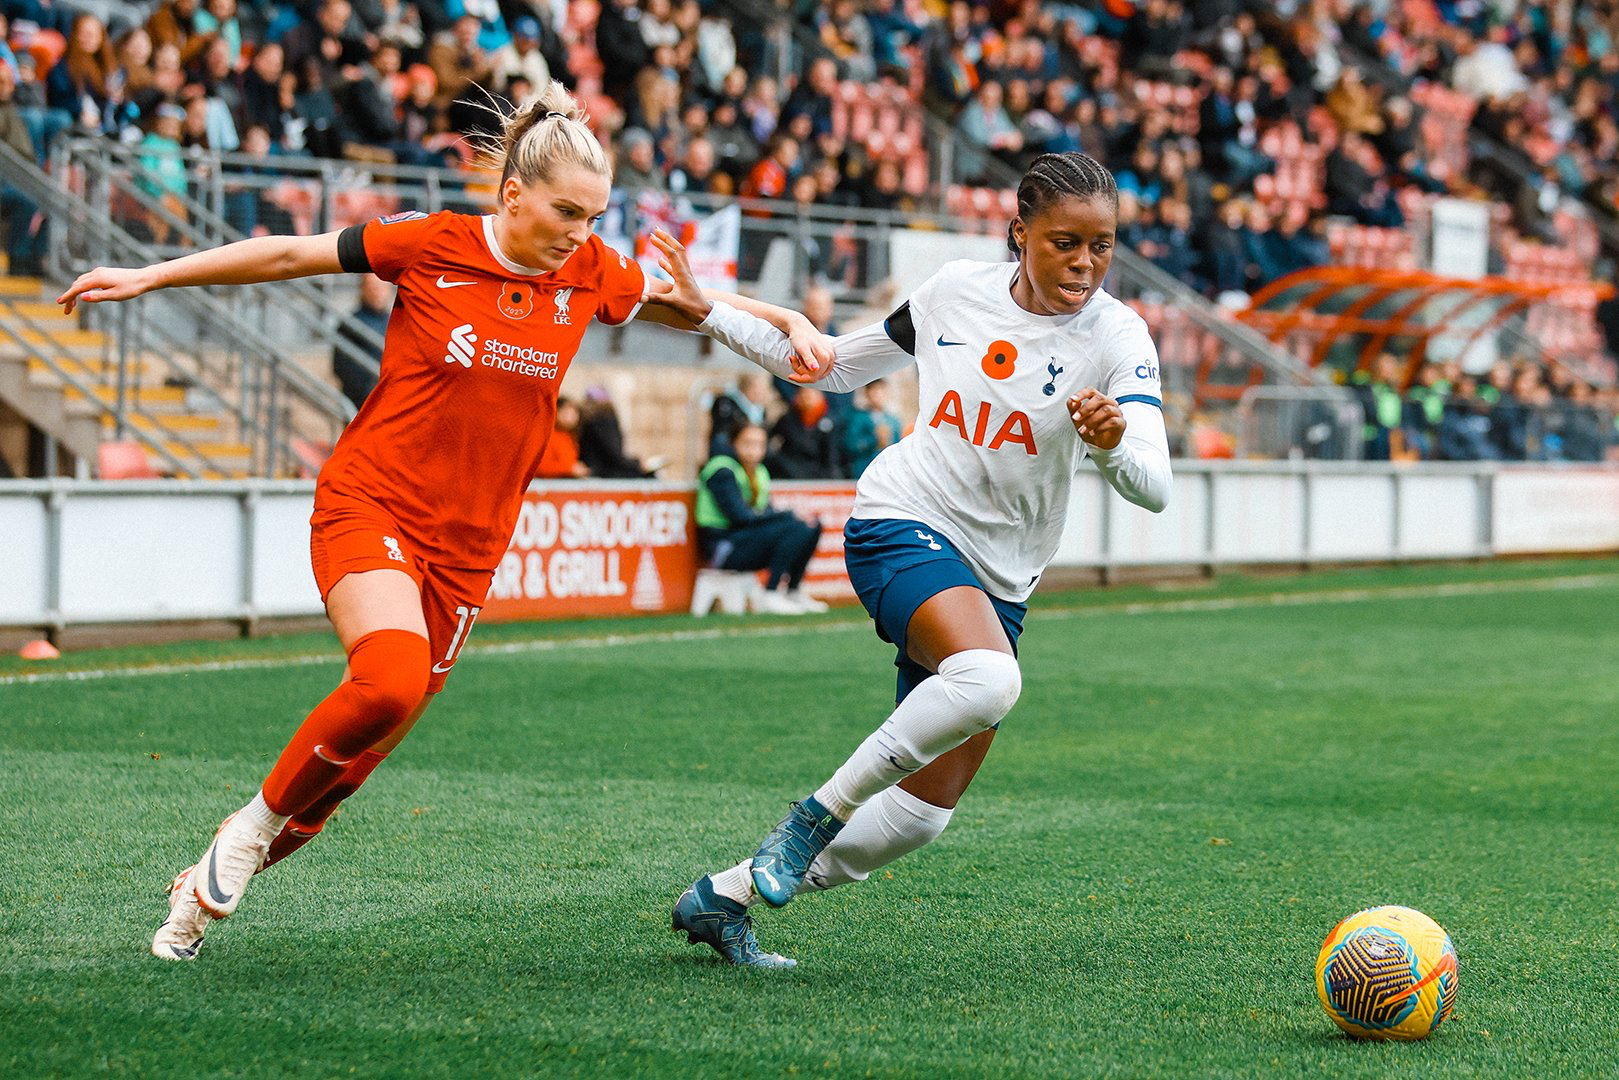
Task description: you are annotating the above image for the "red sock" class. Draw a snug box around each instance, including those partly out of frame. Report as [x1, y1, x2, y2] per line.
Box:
[261, 629, 428, 817]
[261, 749, 389, 871]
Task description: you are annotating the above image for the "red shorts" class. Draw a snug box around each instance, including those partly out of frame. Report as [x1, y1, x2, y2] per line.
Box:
[310, 494, 494, 694]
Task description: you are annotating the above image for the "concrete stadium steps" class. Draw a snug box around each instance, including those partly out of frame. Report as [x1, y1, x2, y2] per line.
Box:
[0, 272, 260, 476]
[72, 383, 190, 412]
[29, 356, 167, 385]
[99, 410, 225, 435]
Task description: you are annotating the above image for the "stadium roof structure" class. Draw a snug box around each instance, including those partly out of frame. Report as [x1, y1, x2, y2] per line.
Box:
[1236, 267, 1615, 382]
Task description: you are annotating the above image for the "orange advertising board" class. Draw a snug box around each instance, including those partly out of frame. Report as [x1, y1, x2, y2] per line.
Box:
[481, 481, 862, 621]
[483, 484, 698, 620]
[770, 482, 861, 600]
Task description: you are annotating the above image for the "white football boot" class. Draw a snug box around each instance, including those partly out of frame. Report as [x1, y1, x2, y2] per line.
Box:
[191, 811, 275, 918]
[151, 865, 210, 961]
[786, 588, 829, 613]
[751, 588, 808, 615]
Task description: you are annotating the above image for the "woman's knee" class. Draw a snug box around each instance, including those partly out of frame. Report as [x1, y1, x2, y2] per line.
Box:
[345, 629, 432, 731]
[937, 649, 1022, 728]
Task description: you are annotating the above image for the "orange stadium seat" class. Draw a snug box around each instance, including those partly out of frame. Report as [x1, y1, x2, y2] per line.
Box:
[567, 0, 600, 35]
[98, 440, 160, 480]
[290, 438, 332, 479]
[332, 190, 400, 229]
[268, 180, 319, 235]
[902, 149, 929, 196]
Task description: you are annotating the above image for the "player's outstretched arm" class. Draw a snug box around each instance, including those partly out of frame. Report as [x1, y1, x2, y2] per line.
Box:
[57, 232, 345, 314]
[637, 228, 832, 381]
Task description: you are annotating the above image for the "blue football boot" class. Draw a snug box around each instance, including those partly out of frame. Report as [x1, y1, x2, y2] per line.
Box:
[672, 876, 797, 969]
[749, 796, 845, 907]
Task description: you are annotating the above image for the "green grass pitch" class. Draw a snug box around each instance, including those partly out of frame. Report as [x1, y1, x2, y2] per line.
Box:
[2, 558, 1616, 1079]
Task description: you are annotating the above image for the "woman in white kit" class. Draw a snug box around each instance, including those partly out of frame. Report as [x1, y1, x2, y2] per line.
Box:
[649, 152, 1173, 968]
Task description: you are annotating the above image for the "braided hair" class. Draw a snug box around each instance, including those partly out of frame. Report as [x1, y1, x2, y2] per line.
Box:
[1007, 152, 1119, 256]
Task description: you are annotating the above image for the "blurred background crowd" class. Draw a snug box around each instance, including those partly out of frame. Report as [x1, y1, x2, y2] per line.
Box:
[2, 0, 1617, 464]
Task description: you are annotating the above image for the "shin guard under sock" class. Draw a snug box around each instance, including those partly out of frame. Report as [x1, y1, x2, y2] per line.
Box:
[261, 629, 428, 817]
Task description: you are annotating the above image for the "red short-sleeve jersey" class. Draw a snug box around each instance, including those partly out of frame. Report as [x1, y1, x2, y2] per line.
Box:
[317, 210, 645, 568]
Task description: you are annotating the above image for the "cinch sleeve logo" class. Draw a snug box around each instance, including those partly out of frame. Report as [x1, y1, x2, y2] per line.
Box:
[444, 323, 477, 367]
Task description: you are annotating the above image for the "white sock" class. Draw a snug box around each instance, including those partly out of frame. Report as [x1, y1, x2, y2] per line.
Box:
[800, 786, 954, 892]
[240, 790, 291, 836]
[815, 649, 1020, 820]
[710, 859, 758, 908]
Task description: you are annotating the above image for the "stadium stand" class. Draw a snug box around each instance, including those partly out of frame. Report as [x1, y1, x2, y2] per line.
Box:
[0, 0, 1616, 476]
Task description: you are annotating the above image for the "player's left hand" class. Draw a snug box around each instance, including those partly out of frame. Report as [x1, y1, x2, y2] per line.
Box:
[1069, 388, 1125, 450]
[783, 313, 837, 384]
[645, 227, 710, 324]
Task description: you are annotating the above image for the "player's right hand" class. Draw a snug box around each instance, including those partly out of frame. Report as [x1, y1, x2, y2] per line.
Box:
[57, 266, 155, 315]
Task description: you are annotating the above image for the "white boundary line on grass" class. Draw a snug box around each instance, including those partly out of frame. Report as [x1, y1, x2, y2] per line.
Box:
[2, 571, 1614, 688]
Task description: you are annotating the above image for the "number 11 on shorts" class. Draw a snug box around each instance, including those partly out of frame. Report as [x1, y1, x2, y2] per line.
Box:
[432, 605, 481, 674]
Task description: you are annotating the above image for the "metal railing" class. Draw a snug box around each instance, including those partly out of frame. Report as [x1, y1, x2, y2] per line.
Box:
[0, 138, 355, 476]
[62, 139, 387, 382]
[1237, 386, 1365, 461]
[0, 294, 201, 475]
[26, 130, 1340, 464]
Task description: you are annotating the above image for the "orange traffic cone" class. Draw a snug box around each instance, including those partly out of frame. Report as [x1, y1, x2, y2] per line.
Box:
[18, 639, 60, 660]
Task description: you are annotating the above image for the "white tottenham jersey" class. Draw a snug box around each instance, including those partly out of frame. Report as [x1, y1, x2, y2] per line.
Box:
[695, 259, 1171, 602]
[853, 260, 1166, 600]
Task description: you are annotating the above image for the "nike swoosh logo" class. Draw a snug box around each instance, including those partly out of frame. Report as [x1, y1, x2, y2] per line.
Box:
[436, 276, 477, 288]
[431, 662, 455, 674]
[936, 335, 965, 347]
[203, 842, 232, 909]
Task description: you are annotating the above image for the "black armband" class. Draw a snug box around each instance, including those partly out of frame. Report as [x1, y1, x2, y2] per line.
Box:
[337, 223, 371, 274]
[883, 301, 916, 355]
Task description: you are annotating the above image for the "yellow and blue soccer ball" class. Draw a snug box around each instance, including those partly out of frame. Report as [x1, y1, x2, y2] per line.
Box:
[1315, 905, 1458, 1040]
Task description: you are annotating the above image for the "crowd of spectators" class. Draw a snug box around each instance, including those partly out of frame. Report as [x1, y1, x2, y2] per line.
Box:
[1, 0, 1617, 300]
[705, 369, 905, 480]
[909, 0, 1475, 297]
[1346, 0, 1619, 242]
[2, 0, 1617, 438]
[1353, 352, 1619, 462]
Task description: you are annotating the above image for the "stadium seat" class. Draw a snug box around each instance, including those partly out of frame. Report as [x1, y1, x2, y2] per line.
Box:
[902, 150, 929, 196]
[290, 438, 332, 479]
[97, 440, 160, 480]
[1191, 425, 1237, 459]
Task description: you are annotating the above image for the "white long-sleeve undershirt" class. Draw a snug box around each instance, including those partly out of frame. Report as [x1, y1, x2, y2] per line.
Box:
[1086, 401, 1172, 513]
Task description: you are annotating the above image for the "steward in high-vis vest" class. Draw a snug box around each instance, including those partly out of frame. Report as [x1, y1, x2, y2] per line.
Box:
[694, 423, 826, 615]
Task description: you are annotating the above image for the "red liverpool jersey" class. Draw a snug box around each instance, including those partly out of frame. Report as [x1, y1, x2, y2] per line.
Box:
[317, 210, 645, 567]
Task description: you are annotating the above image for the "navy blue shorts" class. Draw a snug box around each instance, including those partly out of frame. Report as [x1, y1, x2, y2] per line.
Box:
[842, 517, 1026, 704]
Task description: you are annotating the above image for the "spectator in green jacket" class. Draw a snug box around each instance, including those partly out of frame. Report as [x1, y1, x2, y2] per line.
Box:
[136, 103, 188, 244]
[695, 422, 826, 615]
[1401, 360, 1449, 459]
[1354, 353, 1405, 460]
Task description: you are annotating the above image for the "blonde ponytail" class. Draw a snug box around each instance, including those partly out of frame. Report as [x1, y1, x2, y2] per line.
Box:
[486, 81, 611, 187]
